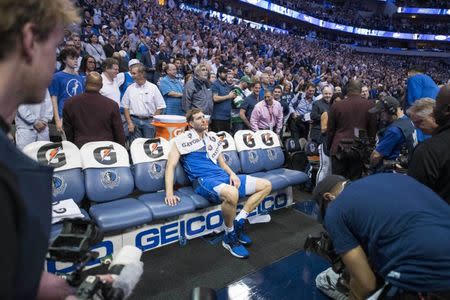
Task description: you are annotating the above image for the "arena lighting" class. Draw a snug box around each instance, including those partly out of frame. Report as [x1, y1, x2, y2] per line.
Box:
[397, 7, 450, 15]
[239, 0, 450, 42]
[179, 3, 289, 34]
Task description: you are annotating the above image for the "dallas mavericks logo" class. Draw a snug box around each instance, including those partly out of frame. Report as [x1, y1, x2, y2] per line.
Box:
[52, 175, 67, 197]
[66, 79, 82, 97]
[101, 170, 120, 188]
[148, 162, 164, 179]
[94, 145, 117, 165]
[267, 149, 278, 161]
[248, 150, 258, 164]
[37, 142, 67, 168]
[223, 152, 230, 163]
[289, 139, 296, 149]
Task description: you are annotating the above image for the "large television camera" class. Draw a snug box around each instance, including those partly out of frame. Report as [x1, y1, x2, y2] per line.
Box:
[48, 219, 143, 300]
[382, 146, 409, 173]
[304, 232, 350, 296]
[335, 129, 375, 170]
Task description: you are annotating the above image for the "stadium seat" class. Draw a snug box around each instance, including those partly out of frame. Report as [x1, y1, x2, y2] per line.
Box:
[256, 130, 285, 171]
[234, 130, 265, 174]
[23, 141, 85, 204]
[80, 141, 152, 232]
[138, 191, 196, 220]
[215, 131, 241, 174]
[177, 186, 211, 209]
[130, 137, 170, 193]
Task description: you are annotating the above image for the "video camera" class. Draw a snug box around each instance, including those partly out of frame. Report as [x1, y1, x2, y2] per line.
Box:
[304, 232, 350, 295]
[382, 145, 409, 173]
[336, 129, 375, 169]
[48, 219, 143, 300]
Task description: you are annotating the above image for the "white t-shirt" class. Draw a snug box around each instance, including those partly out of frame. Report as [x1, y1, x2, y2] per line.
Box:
[121, 81, 166, 116]
[100, 73, 121, 106]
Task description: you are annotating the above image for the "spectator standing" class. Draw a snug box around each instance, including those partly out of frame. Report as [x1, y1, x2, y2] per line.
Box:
[326, 80, 376, 180]
[159, 63, 184, 116]
[122, 64, 166, 142]
[231, 76, 252, 133]
[141, 43, 159, 83]
[14, 90, 53, 149]
[84, 34, 106, 69]
[310, 86, 333, 145]
[408, 85, 450, 204]
[407, 98, 438, 136]
[103, 35, 119, 58]
[289, 83, 316, 140]
[250, 91, 283, 135]
[63, 72, 125, 148]
[99, 58, 121, 106]
[182, 63, 213, 116]
[49, 47, 84, 134]
[211, 67, 236, 133]
[240, 82, 261, 130]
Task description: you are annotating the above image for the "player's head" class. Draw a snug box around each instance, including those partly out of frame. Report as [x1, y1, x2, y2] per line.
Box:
[186, 108, 208, 133]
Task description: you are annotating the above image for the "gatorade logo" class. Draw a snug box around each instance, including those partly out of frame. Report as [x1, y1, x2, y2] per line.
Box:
[37, 142, 67, 168]
[173, 128, 184, 137]
[93, 145, 117, 165]
[243, 133, 255, 148]
[144, 139, 164, 159]
[261, 133, 274, 147]
[217, 132, 229, 149]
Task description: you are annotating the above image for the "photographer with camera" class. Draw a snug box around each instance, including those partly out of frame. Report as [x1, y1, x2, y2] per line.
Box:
[326, 80, 377, 180]
[368, 97, 416, 172]
[312, 174, 450, 300]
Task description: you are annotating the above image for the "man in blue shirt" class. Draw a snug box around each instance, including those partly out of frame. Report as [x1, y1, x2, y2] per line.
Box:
[313, 174, 450, 299]
[368, 96, 417, 170]
[159, 63, 184, 115]
[211, 66, 236, 133]
[406, 67, 439, 142]
[49, 47, 84, 134]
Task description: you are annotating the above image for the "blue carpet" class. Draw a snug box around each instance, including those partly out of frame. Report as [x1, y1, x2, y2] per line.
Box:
[217, 251, 331, 299]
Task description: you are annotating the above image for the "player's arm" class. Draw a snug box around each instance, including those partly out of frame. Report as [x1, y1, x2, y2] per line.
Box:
[218, 153, 240, 188]
[164, 145, 181, 206]
[341, 246, 377, 300]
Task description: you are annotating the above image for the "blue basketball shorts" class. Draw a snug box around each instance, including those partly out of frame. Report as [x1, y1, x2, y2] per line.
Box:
[194, 174, 257, 203]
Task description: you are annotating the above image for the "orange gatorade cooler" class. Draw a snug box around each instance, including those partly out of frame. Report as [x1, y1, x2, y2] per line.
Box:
[152, 115, 188, 140]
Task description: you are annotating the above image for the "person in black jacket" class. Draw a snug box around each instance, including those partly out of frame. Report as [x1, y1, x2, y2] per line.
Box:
[310, 86, 333, 144]
[408, 85, 450, 204]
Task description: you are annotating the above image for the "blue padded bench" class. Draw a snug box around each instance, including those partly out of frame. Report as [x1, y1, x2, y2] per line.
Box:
[138, 191, 196, 220]
[89, 198, 152, 232]
[177, 186, 211, 209]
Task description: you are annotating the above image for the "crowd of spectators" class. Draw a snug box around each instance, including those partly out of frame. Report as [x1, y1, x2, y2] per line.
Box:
[264, 0, 450, 34]
[14, 0, 450, 150]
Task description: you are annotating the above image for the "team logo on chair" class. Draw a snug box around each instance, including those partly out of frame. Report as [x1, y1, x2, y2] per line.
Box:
[223, 152, 230, 163]
[101, 170, 120, 189]
[217, 133, 229, 149]
[262, 133, 274, 147]
[148, 162, 163, 179]
[52, 175, 67, 197]
[248, 150, 259, 164]
[37, 143, 67, 168]
[144, 139, 164, 159]
[94, 145, 117, 165]
[267, 149, 278, 161]
[243, 133, 255, 148]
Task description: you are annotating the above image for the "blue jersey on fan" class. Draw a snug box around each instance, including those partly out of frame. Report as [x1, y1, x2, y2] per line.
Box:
[49, 71, 84, 117]
[181, 146, 227, 181]
[325, 173, 450, 292]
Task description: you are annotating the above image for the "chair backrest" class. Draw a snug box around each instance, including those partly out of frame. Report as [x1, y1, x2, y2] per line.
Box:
[23, 141, 85, 204]
[256, 130, 285, 171]
[80, 141, 134, 202]
[130, 137, 170, 193]
[234, 130, 264, 174]
[216, 131, 241, 174]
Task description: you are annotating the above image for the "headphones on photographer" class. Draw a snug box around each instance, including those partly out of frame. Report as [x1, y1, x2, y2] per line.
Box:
[381, 99, 397, 115]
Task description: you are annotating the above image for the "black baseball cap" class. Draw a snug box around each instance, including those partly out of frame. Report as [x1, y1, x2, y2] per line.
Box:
[369, 96, 400, 114]
[312, 175, 347, 220]
[217, 66, 228, 74]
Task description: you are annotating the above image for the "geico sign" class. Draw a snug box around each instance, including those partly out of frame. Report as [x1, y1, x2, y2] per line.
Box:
[136, 193, 288, 251]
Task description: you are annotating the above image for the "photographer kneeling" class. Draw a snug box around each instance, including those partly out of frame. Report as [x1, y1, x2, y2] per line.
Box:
[313, 174, 450, 300]
[368, 97, 416, 172]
